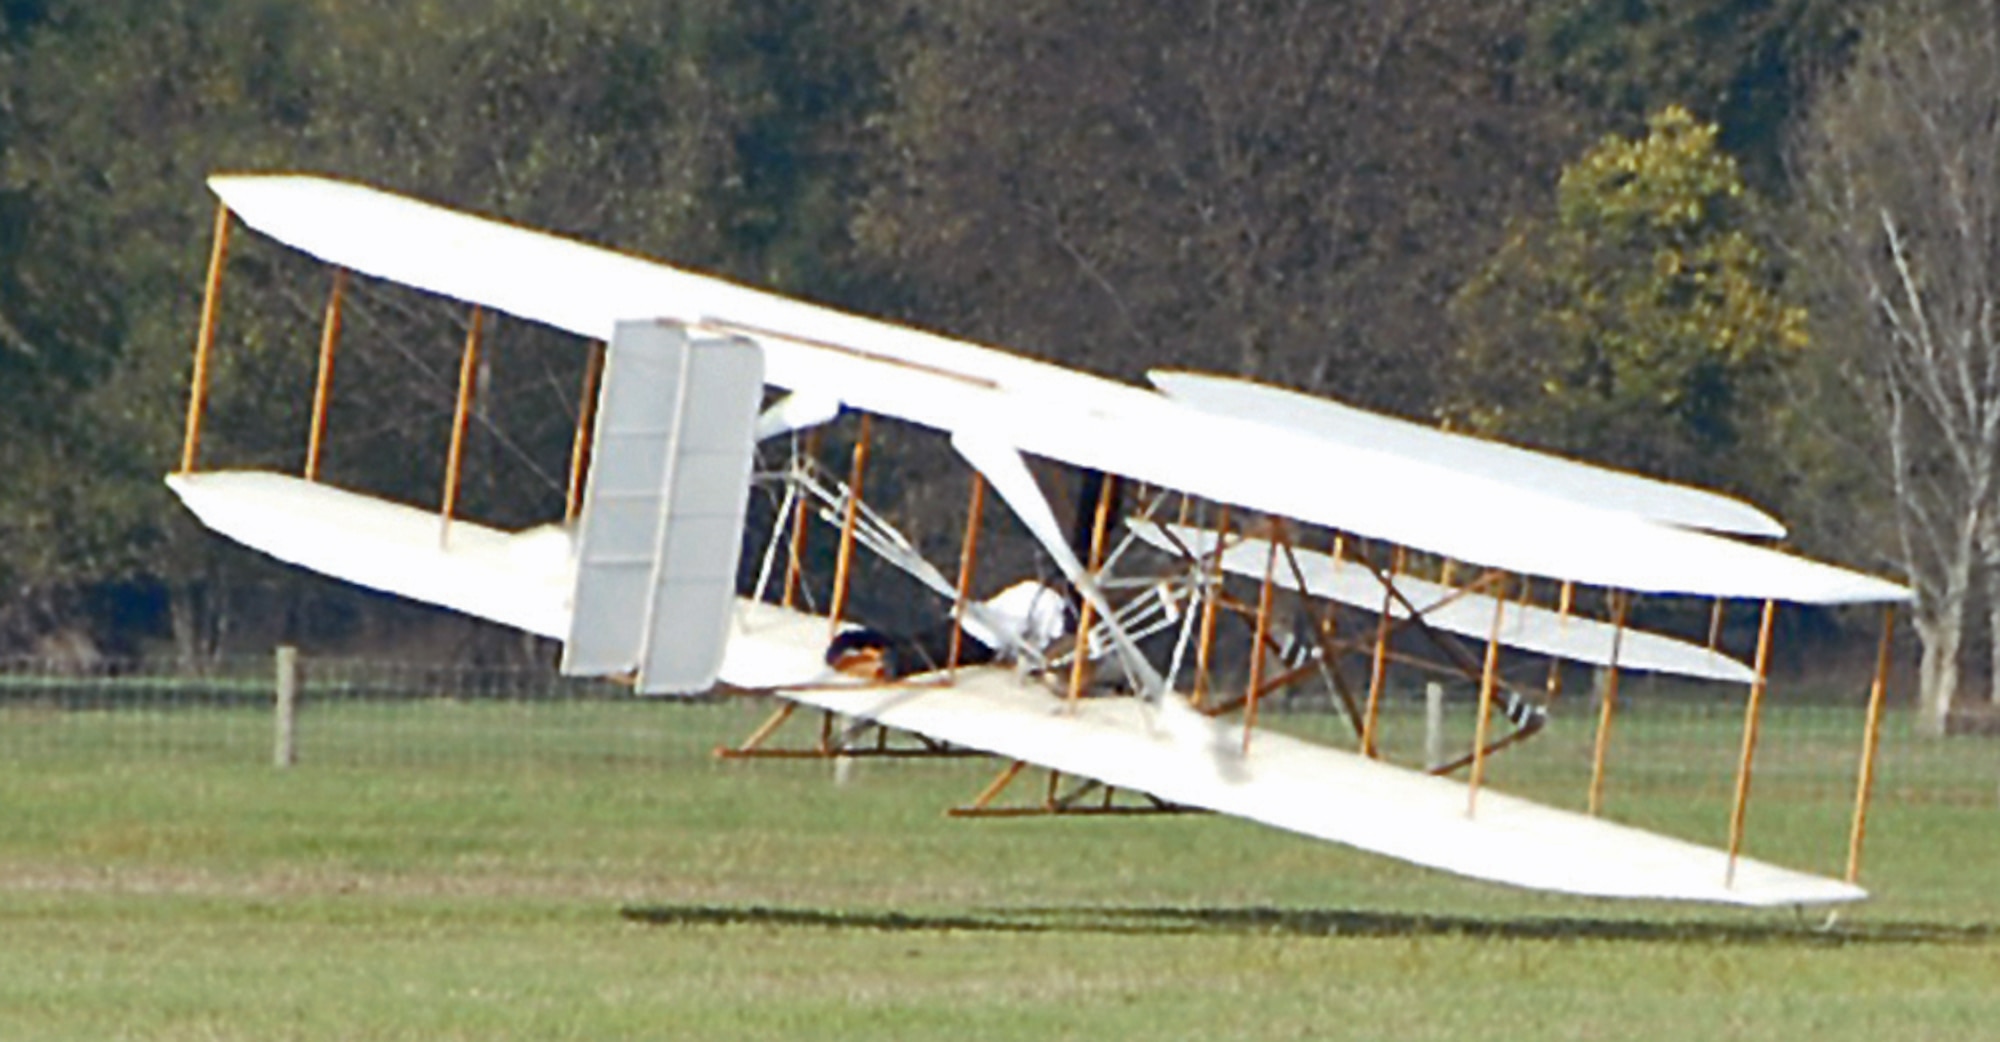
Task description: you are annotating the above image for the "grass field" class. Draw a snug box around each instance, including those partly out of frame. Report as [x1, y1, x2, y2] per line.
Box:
[2, 695, 1997, 1040]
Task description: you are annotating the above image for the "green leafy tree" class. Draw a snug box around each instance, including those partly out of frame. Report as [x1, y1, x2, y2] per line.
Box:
[1449, 106, 1807, 497]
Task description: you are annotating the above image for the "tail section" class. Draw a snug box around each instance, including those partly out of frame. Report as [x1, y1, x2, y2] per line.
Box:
[561, 321, 762, 693]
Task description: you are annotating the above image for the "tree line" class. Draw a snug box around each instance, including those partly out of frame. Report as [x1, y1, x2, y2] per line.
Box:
[0, 0, 1994, 731]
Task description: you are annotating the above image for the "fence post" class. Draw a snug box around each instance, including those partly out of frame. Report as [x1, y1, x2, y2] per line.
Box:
[1424, 682, 1445, 771]
[274, 645, 298, 768]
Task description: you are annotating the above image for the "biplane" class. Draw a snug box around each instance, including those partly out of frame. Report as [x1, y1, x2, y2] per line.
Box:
[168, 173, 1910, 908]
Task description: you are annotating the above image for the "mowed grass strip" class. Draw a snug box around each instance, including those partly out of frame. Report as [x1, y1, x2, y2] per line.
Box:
[1, 697, 1996, 1040]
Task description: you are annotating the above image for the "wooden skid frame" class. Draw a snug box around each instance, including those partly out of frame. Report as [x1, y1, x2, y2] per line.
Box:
[949, 760, 1206, 819]
[715, 700, 982, 761]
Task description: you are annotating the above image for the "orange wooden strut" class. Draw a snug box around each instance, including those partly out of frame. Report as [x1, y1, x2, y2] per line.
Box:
[564, 342, 604, 523]
[782, 429, 821, 610]
[1192, 506, 1230, 710]
[1065, 594, 1097, 704]
[1846, 605, 1897, 884]
[1066, 473, 1117, 705]
[1359, 545, 1405, 757]
[1241, 520, 1282, 754]
[722, 701, 797, 757]
[1545, 579, 1576, 703]
[1586, 590, 1629, 816]
[439, 306, 484, 539]
[304, 267, 346, 482]
[1465, 577, 1508, 817]
[946, 473, 987, 675]
[1325, 534, 1347, 652]
[179, 201, 233, 474]
[1725, 598, 1779, 887]
[955, 760, 1028, 814]
[827, 414, 872, 634]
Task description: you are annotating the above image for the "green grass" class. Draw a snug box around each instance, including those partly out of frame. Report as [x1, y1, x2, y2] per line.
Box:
[2, 697, 1997, 1039]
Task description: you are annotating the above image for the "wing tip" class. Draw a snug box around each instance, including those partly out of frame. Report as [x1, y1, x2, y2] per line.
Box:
[1148, 367, 1792, 539]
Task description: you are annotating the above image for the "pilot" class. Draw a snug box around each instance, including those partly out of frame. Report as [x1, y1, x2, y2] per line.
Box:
[826, 579, 1070, 680]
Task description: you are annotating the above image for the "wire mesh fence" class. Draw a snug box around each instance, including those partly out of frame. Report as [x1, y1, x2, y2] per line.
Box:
[0, 653, 1993, 812]
[0, 654, 680, 770]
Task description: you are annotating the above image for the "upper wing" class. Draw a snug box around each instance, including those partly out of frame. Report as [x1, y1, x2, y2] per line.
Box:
[1149, 370, 1786, 538]
[209, 174, 1908, 605]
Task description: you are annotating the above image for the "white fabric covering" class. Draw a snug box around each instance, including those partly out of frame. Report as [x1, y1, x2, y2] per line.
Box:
[208, 174, 1908, 605]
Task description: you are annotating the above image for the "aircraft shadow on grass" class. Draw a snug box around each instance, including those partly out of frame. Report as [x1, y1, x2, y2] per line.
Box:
[619, 903, 1995, 947]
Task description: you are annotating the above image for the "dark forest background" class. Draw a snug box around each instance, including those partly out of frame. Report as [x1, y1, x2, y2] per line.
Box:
[0, 0, 1994, 722]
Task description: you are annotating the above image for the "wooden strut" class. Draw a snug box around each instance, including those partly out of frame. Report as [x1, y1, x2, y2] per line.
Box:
[1273, 534, 1367, 738]
[1194, 587, 1350, 719]
[1317, 638, 1509, 689]
[564, 341, 604, 523]
[1242, 519, 1283, 754]
[947, 473, 987, 676]
[1170, 524, 1532, 766]
[1191, 506, 1231, 709]
[717, 701, 797, 757]
[1586, 590, 1630, 817]
[1426, 722, 1542, 777]
[1174, 575, 1492, 682]
[179, 200, 233, 475]
[1545, 580, 1575, 703]
[949, 761, 1203, 818]
[1200, 572, 1544, 768]
[827, 414, 872, 634]
[439, 305, 485, 541]
[1067, 473, 1118, 705]
[955, 760, 1028, 813]
[1394, 566, 1511, 619]
[304, 267, 346, 482]
[782, 430, 821, 610]
[1725, 598, 1779, 888]
[1189, 536, 1368, 722]
[1354, 557, 1534, 711]
[1465, 576, 1509, 817]
[1846, 604, 1897, 884]
[1191, 553, 1536, 762]
[1354, 554, 1525, 755]
[1359, 545, 1405, 758]
[1353, 569, 1515, 647]
[715, 701, 977, 760]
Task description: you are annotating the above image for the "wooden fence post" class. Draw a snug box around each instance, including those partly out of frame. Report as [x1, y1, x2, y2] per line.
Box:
[1424, 681, 1446, 771]
[274, 645, 298, 768]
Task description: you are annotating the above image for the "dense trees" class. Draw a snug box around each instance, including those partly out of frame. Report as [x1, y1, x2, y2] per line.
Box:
[0, 0, 1979, 708]
[0, 0, 881, 660]
[856, 0, 1579, 414]
[1527, 0, 1862, 194]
